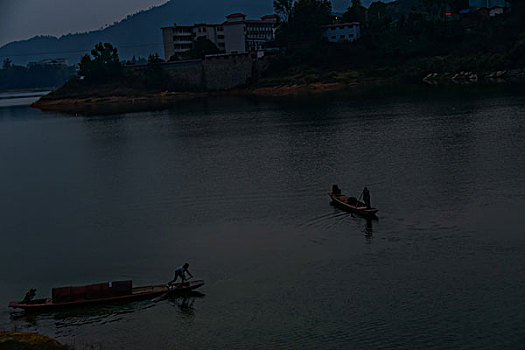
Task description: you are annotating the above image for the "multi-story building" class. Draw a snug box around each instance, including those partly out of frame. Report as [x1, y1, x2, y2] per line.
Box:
[322, 22, 361, 43]
[161, 25, 194, 60]
[193, 24, 226, 51]
[161, 13, 278, 61]
[223, 13, 278, 54]
[468, 0, 510, 9]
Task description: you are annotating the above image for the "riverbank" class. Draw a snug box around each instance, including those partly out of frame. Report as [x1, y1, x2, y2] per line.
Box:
[30, 81, 389, 115]
[30, 66, 525, 115]
[0, 332, 67, 349]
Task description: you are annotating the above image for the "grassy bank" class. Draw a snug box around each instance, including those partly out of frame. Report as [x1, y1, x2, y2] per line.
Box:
[0, 332, 68, 350]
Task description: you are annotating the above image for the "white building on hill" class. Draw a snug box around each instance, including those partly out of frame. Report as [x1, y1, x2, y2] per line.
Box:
[468, 0, 510, 9]
[161, 25, 194, 58]
[322, 22, 361, 43]
[161, 13, 278, 61]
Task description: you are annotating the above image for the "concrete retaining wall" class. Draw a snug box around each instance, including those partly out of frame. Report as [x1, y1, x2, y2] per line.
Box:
[140, 54, 270, 91]
[164, 60, 204, 91]
[203, 54, 254, 90]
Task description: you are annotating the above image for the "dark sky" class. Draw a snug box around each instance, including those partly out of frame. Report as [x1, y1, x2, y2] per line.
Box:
[0, 0, 169, 47]
[0, 0, 358, 47]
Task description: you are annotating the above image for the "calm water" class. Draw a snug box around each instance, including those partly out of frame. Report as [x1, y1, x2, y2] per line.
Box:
[1, 88, 524, 349]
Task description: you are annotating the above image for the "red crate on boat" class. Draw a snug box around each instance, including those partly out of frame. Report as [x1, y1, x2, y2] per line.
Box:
[112, 280, 132, 295]
[85, 282, 110, 299]
[70, 286, 87, 300]
[52, 287, 72, 303]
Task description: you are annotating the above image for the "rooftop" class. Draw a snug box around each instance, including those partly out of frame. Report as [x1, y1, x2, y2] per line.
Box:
[226, 13, 246, 18]
[322, 22, 360, 28]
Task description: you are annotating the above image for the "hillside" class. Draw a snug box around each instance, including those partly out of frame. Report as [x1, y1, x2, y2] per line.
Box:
[0, 0, 273, 65]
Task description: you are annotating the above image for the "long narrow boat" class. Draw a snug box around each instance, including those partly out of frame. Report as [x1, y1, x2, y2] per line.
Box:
[8, 280, 205, 311]
[329, 192, 378, 217]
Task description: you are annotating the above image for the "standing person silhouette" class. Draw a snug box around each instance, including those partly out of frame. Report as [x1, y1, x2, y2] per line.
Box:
[362, 187, 371, 209]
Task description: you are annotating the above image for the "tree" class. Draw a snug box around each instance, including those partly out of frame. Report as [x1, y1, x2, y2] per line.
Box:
[2, 58, 12, 70]
[342, 0, 367, 25]
[367, 1, 393, 30]
[276, 0, 332, 44]
[147, 53, 163, 65]
[187, 37, 219, 59]
[273, 0, 294, 22]
[143, 53, 168, 90]
[78, 42, 122, 82]
[510, 32, 525, 66]
[511, 0, 525, 29]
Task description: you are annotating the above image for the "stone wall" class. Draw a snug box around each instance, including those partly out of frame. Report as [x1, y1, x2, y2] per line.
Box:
[125, 54, 271, 91]
[164, 54, 269, 91]
[203, 54, 254, 90]
[163, 60, 204, 91]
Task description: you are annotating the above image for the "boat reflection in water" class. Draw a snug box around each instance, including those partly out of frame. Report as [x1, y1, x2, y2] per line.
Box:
[364, 218, 374, 241]
[168, 291, 205, 317]
[9, 291, 206, 335]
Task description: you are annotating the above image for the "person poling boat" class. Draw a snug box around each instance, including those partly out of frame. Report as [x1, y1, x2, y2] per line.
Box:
[329, 184, 378, 217]
[168, 263, 193, 287]
[361, 186, 371, 209]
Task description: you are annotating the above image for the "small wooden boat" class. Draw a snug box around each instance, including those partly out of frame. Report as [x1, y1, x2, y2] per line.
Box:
[329, 192, 378, 217]
[8, 279, 205, 311]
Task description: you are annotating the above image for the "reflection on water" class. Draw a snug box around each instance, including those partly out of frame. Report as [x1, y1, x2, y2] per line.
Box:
[10, 300, 150, 326]
[364, 218, 374, 240]
[168, 292, 205, 317]
[9, 294, 206, 342]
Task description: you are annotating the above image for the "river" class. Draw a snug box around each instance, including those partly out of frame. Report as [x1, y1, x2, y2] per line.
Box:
[0, 87, 524, 349]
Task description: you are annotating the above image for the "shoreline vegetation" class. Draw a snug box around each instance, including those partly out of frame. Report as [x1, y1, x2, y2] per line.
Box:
[0, 332, 68, 350]
[31, 66, 525, 115]
[30, 0, 525, 115]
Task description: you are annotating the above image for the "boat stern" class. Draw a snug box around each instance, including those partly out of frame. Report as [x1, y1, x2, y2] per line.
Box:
[8, 301, 21, 309]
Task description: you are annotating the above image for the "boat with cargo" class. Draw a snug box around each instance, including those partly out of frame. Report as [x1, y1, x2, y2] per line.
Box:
[8, 279, 205, 311]
[329, 192, 378, 217]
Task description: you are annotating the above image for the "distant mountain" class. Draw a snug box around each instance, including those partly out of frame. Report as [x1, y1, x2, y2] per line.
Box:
[0, 0, 273, 66]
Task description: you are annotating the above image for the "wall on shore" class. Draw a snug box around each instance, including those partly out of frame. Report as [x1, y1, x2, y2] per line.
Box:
[203, 55, 254, 90]
[143, 54, 270, 91]
[164, 60, 204, 91]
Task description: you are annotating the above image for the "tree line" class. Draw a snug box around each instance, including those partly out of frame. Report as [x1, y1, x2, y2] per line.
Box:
[0, 58, 76, 90]
[269, 0, 525, 77]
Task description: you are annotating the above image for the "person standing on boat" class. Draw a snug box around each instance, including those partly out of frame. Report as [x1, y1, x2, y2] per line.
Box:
[362, 187, 371, 209]
[168, 263, 193, 287]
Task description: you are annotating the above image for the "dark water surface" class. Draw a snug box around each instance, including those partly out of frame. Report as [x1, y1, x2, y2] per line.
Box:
[1, 88, 524, 349]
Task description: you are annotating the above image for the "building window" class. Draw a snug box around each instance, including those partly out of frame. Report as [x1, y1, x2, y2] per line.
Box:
[332, 36, 336, 40]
